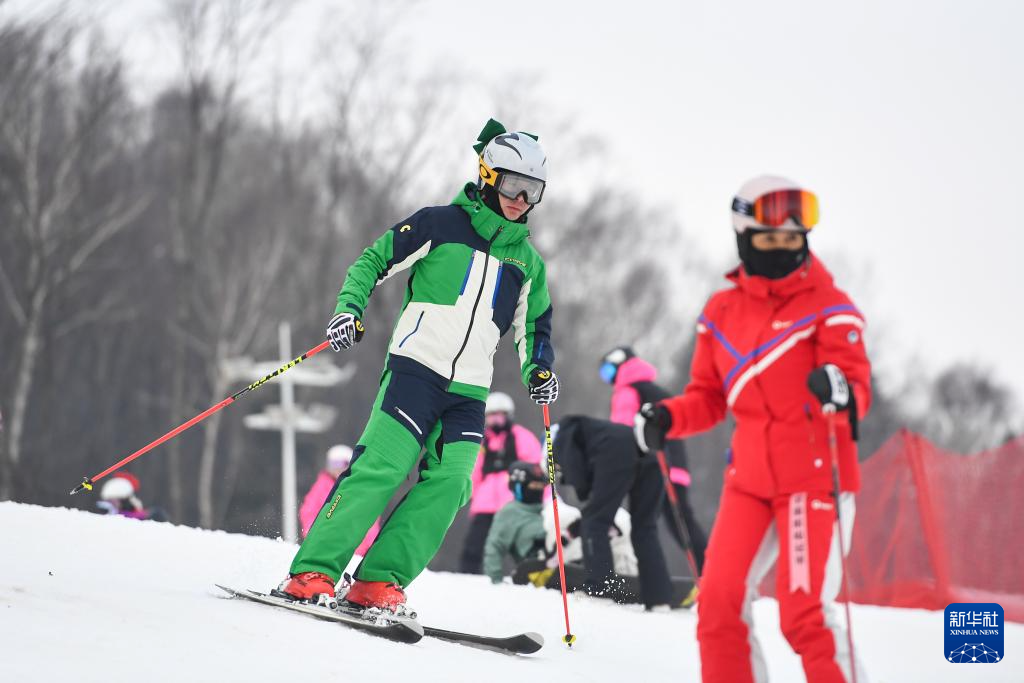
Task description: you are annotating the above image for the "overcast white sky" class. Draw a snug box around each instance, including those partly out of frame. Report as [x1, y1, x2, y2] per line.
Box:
[6, 0, 1023, 406]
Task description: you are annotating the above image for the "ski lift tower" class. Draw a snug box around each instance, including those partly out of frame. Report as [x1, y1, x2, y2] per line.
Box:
[221, 322, 354, 542]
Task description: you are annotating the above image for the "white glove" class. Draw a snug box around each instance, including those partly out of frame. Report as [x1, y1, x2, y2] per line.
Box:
[528, 368, 559, 405]
[326, 312, 364, 351]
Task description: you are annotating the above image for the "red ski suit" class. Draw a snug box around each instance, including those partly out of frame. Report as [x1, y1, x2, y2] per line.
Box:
[662, 255, 871, 683]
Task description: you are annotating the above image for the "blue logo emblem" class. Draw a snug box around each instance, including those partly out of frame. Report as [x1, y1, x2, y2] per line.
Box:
[945, 603, 1003, 663]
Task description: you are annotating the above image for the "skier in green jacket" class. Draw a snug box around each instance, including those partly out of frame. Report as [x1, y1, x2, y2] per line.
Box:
[276, 119, 559, 615]
[483, 461, 549, 584]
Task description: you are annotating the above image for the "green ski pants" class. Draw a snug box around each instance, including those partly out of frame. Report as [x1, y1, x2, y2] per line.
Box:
[290, 367, 485, 587]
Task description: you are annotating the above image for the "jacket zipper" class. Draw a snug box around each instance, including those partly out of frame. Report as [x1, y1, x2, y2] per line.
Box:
[449, 227, 502, 387]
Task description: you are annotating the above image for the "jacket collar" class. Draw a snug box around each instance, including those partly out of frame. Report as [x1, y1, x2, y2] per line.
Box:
[452, 183, 530, 247]
[726, 252, 833, 300]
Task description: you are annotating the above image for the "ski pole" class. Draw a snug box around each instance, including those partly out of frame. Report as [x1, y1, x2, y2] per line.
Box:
[653, 449, 701, 588]
[824, 406, 858, 683]
[70, 340, 332, 495]
[542, 404, 576, 648]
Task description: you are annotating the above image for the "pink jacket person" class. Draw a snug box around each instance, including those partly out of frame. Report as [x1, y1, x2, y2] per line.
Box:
[610, 356, 691, 487]
[470, 423, 543, 515]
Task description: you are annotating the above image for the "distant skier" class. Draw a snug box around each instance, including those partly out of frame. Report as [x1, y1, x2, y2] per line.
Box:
[553, 415, 673, 609]
[482, 461, 548, 584]
[95, 471, 168, 522]
[634, 175, 871, 682]
[600, 345, 708, 604]
[299, 445, 380, 556]
[460, 391, 543, 574]
[276, 119, 558, 616]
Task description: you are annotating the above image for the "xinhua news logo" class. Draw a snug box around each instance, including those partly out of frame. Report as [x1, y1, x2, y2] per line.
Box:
[945, 603, 1003, 663]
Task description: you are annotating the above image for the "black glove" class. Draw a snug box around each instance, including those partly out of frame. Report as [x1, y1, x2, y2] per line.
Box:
[528, 368, 559, 405]
[807, 363, 850, 411]
[634, 402, 672, 453]
[326, 312, 365, 351]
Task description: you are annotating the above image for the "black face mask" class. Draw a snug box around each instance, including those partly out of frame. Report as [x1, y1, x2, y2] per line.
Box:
[736, 231, 809, 279]
[514, 482, 545, 505]
[487, 417, 509, 433]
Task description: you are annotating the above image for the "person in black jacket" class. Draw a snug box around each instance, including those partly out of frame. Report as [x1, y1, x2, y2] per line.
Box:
[553, 415, 673, 609]
[601, 346, 708, 583]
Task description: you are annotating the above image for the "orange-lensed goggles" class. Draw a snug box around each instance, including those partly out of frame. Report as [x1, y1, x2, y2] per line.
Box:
[732, 189, 819, 230]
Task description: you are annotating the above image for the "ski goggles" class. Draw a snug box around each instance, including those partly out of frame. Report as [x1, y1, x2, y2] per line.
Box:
[732, 188, 819, 230]
[599, 362, 617, 384]
[479, 157, 546, 204]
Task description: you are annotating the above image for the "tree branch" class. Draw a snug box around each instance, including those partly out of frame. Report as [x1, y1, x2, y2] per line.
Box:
[52, 195, 150, 288]
[0, 253, 26, 326]
[53, 293, 137, 338]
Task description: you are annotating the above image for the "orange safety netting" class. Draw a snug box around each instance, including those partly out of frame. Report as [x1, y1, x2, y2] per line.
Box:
[844, 429, 1024, 622]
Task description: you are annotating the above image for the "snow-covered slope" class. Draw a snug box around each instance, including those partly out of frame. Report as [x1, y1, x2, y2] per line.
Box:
[2, 502, 1021, 682]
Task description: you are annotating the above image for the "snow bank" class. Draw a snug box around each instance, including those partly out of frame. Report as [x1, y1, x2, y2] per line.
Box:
[1, 502, 1021, 681]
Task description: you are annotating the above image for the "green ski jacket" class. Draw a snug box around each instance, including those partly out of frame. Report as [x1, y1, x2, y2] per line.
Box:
[335, 184, 554, 399]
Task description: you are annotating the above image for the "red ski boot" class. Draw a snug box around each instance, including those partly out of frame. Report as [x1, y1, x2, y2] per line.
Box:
[342, 580, 415, 618]
[275, 571, 335, 602]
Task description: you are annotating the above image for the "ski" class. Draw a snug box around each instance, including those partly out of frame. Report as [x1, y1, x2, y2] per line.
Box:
[216, 584, 542, 654]
[422, 625, 544, 655]
[214, 584, 423, 644]
[331, 604, 543, 654]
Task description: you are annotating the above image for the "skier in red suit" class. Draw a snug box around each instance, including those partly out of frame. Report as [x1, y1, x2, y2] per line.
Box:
[635, 175, 871, 683]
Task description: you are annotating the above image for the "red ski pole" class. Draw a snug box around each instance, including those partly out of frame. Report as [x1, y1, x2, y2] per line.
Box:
[653, 449, 701, 588]
[70, 340, 331, 495]
[825, 406, 859, 683]
[542, 404, 576, 647]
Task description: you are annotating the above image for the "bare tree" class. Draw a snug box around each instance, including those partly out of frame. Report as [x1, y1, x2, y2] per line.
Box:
[914, 362, 1020, 454]
[153, 0, 290, 524]
[192, 134, 300, 529]
[0, 19, 146, 500]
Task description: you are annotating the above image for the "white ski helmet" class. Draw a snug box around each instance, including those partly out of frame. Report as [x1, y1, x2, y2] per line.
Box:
[480, 133, 547, 183]
[731, 174, 817, 234]
[100, 476, 135, 501]
[326, 444, 354, 471]
[485, 391, 515, 417]
[478, 132, 548, 208]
